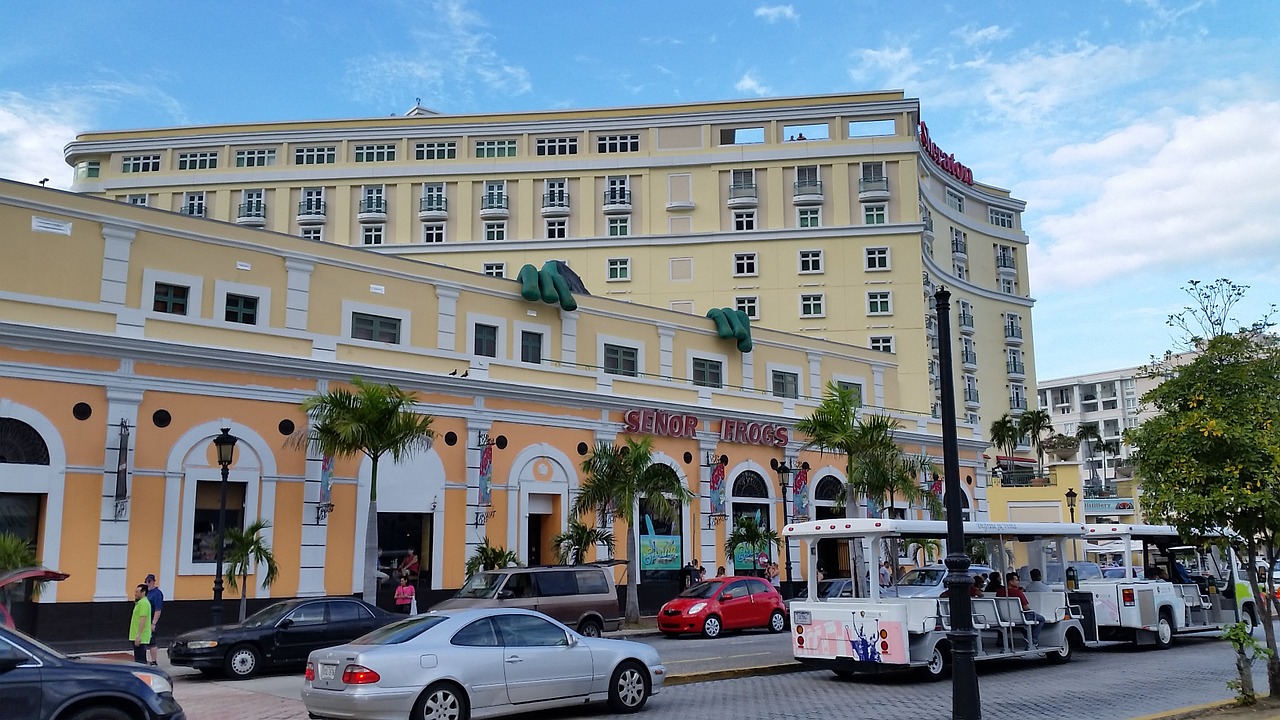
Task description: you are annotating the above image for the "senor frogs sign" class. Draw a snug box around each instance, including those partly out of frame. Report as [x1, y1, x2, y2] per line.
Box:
[622, 408, 788, 447]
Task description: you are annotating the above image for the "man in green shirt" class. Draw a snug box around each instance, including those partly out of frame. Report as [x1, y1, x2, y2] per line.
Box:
[129, 583, 152, 664]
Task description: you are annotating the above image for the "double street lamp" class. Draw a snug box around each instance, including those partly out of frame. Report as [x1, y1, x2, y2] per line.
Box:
[210, 427, 238, 627]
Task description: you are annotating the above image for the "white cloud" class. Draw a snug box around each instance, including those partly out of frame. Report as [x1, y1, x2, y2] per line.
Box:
[734, 72, 771, 96]
[1028, 102, 1280, 291]
[847, 44, 922, 91]
[754, 5, 798, 23]
[0, 92, 82, 189]
[953, 24, 1012, 47]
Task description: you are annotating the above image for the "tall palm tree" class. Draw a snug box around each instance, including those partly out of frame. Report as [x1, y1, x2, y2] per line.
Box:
[989, 413, 1021, 477]
[573, 437, 694, 624]
[292, 377, 435, 603]
[903, 537, 941, 566]
[1018, 409, 1054, 478]
[465, 538, 520, 577]
[724, 517, 780, 576]
[223, 519, 280, 623]
[553, 520, 615, 565]
[1096, 439, 1120, 487]
[1076, 424, 1103, 485]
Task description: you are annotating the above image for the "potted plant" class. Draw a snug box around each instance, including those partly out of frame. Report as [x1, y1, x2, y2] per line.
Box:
[1040, 433, 1079, 461]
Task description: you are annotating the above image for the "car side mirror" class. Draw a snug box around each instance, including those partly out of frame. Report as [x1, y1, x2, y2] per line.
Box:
[278, 617, 294, 630]
[498, 590, 515, 600]
[566, 633, 579, 647]
[719, 594, 732, 602]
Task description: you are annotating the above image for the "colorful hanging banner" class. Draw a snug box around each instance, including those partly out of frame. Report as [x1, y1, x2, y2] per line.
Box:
[320, 455, 334, 504]
[709, 460, 726, 514]
[478, 443, 493, 506]
[791, 465, 810, 516]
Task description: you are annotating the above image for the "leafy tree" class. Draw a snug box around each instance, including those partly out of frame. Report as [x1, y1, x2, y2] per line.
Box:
[1075, 424, 1102, 484]
[725, 517, 780, 576]
[465, 538, 520, 577]
[293, 378, 435, 603]
[223, 519, 280, 623]
[1018, 409, 1054, 477]
[553, 520, 615, 565]
[573, 437, 694, 624]
[1130, 279, 1280, 698]
[903, 537, 941, 566]
[989, 414, 1021, 476]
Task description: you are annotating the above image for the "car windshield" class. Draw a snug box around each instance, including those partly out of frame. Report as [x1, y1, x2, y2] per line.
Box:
[242, 601, 295, 628]
[794, 580, 845, 600]
[455, 573, 504, 599]
[898, 569, 946, 586]
[679, 581, 724, 599]
[351, 615, 447, 645]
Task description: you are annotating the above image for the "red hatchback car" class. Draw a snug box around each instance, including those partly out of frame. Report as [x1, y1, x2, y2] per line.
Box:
[658, 576, 787, 638]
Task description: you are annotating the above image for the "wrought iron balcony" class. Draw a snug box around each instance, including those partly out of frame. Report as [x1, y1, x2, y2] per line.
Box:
[963, 388, 980, 404]
[858, 177, 890, 202]
[727, 183, 758, 209]
[479, 193, 509, 220]
[1005, 325, 1024, 344]
[418, 196, 448, 221]
[958, 312, 974, 333]
[297, 199, 327, 225]
[952, 239, 967, 256]
[792, 180, 823, 206]
[602, 189, 632, 215]
[541, 192, 570, 218]
[961, 350, 977, 367]
[236, 201, 266, 227]
[997, 255, 1017, 271]
[1007, 360, 1026, 377]
[357, 197, 388, 223]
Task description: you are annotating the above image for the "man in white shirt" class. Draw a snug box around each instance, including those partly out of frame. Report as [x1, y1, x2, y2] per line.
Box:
[1024, 568, 1052, 592]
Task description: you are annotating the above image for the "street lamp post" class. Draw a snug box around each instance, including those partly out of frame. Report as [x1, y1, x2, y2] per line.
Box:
[771, 459, 794, 589]
[935, 287, 981, 720]
[211, 427, 238, 627]
[1065, 488, 1078, 523]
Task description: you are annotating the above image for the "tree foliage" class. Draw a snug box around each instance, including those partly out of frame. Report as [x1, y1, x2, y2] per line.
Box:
[1018, 409, 1054, 477]
[725, 517, 780, 575]
[223, 519, 280, 623]
[988, 414, 1021, 474]
[553, 520, 615, 566]
[465, 538, 520, 577]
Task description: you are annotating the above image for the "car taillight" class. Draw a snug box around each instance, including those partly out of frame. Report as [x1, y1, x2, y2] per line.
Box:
[1122, 588, 1136, 607]
[304, 663, 315, 682]
[342, 665, 381, 685]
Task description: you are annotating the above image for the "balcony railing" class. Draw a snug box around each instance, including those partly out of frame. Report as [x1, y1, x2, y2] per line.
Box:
[858, 178, 888, 193]
[1007, 360, 1026, 375]
[297, 200, 326, 224]
[958, 312, 974, 330]
[603, 190, 632, 214]
[420, 196, 447, 213]
[952, 239, 967, 255]
[1009, 396, 1028, 411]
[923, 215, 934, 232]
[792, 180, 823, 205]
[1005, 325, 1024, 340]
[997, 255, 1016, 270]
[728, 183, 758, 208]
[963, 388, 980, 403]
[359, 198, 387, 214]
[180, 205, 205, 217]
[998, 470, 1055, 487]
[236, 201, 266, 226]
[481, 194, 508, 211]
[541, 192, 570, 217]
[961, 350, 977, 366]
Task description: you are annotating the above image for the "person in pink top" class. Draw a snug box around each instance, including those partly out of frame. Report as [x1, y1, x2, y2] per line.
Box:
[394, 575, 415, 614]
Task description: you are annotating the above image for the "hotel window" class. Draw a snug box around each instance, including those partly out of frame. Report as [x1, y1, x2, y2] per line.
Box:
[76, 160, 100, 179]
[597, 134, 640, 153]
[864, 203, 887, 225]
[607, 258, 630, 281]
[536, 137, 578, 156]
[122, 154, 160, 173]
[865, 247, 889, 270]
[734, 253, 758, 277]
[990, 207, 1014, 228]
[521, 331, 543, 364]
[731, 168, 755, 189]
[126, 194, 148, 206]
[836, 381, 864, 406]
[799, 250, 823, 273]
[1010, 384, 1027, 411]
[301, 187, 325, 213]
[224, 293, 259, 325]
[870, 336, 894, 352]
[692, 358, 723, 389]
[484, 222, 506, 242]
[235, 149, 276, 167]
[153, 283, 189, 315]
[606, 175, 630, 203]
[181, 192, 206, 217]
[603, 344, 639, 377]
[954, 262, 967, 280]
[867, 291, 892, 315]
[996, 245, 1017, 270]
[1000, 277, 1017, 295]
[415, 141, 457, 160]
[475, 139, 516, 158]
[301, 227, 323, 242]
[363, 185, 386, 211]
[800, 293, 825, 318]
[798, 207, 820, 228]
[362, 225, 384, 245]
[474, 324, 498, 358]
[422, 183, 445, 210]
[482, 262, 506, 278]
[945, 188, 965, 213]
[797, 164, 818, 186]
[733, 211, 756, 231]
[545, 219, 567, 239]
[735, 296, 759, 320]
[861, 162, 885, 182]
[354, 144, 396, 162]
[772, 370, 799, 399]
[351, 312, 401, 344]
[294, 146, 336, 165]
[608, 217, 630, 237]
[178, 151, 218, 170]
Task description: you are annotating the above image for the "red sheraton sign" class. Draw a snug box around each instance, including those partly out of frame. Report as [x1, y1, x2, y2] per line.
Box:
[622, 409, 789, 448]
[919, 121, 974, 186]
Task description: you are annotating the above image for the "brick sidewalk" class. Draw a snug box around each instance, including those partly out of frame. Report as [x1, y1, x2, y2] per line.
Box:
[173, 681, 307, 720]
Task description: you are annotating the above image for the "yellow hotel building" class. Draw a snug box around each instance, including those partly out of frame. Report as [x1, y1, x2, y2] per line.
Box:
[0, 180, 990, 643]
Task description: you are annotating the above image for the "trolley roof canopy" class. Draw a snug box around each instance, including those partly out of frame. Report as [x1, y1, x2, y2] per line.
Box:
[1084, 523, 1236, 542]
[783, 518, 1086, 541]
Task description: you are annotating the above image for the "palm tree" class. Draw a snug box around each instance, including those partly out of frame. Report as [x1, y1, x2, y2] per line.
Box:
[1076, 424, 1103, 485]
[989, 413, 1021, 477]
[223, 519, 280, 623]
[573, 437, 694, 625]
[465, 538, 520, 577]
[292, 377, 435, 603]
[1018, 409, 1054, 478]
[903, 537, 941, 566]
[552, 520, 615, 565]
[724, 517, 780, 576]
[0, 532, 38, 616]
[1096, 439, 1120, 487]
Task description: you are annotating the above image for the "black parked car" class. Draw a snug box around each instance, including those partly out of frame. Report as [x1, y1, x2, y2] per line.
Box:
[168, 596, 395, 679]
[0, 623, 184, 720]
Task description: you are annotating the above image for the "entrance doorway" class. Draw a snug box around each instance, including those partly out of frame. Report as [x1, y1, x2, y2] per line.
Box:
[813, 476, 849, 579]
[527, 515, 543, 566]
[0, 493, 43, 631]
[376, 512, 432, 609]
[526, 492, 560, 567]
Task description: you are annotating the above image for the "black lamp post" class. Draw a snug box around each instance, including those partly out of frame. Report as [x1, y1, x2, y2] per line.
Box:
[935, 286, 981, 719]
[771, 459, 794, 587]
[1065, 488, 1078, 523]
[211, 427, 238, 627]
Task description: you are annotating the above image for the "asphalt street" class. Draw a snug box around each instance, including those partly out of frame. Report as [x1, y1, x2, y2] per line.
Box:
[166, 629, 1274, 720]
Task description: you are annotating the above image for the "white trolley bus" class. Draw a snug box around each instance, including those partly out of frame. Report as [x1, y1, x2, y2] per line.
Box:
[784, 519, 1094, 679]
[1081, 523, 1258, 648]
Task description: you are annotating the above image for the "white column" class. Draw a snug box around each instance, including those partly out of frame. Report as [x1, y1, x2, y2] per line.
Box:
[93, 387, 143, 601]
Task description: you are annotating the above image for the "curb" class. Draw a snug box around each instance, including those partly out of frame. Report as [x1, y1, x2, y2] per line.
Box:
[665, 662, 806, 686]
[1130, 694, 1275, 720]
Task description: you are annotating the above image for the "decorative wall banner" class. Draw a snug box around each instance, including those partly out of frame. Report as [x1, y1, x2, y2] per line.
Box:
[320, 455, 334, 504]
[791, 464, 810, 517]
[1083, 498, 1135, 514]
[639, 534, 682, 570]
[709, 459, 727, 514]
[478, 443, 493, 506]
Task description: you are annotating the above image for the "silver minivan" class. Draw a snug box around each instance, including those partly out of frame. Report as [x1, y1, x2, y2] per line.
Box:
[432, 565, 622, 637]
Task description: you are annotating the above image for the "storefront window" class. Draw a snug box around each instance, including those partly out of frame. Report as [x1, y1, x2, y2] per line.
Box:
[191, 481, 245, 563]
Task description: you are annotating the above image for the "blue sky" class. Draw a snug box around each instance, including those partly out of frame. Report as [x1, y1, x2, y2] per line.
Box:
[1, 0, 1278, 380]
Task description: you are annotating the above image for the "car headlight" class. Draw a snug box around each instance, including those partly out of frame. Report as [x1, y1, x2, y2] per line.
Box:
[132, 671, 174, 694]
[687, 602, 707, 614]
[187, 640, 219, 649]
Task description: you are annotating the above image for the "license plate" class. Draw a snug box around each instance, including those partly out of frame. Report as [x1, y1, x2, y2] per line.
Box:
[793, 611, 811, 625]
[319, 663, 336, 681]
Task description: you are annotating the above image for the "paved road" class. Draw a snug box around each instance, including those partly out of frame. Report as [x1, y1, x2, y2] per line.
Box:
[168, 632, 1271, 720]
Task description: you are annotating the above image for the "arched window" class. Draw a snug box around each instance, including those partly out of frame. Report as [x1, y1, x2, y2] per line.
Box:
[814, 476, 842, 501]
[732, 470, 768, 498]
[0, 419, 50, 465]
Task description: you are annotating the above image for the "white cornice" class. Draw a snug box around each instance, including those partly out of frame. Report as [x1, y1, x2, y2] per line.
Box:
[922, 253, 1036, 308]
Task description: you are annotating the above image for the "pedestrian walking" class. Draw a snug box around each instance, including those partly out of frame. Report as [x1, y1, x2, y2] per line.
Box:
[144, 573, 163, 666]
[394, 575, 415, 614]
[129, 584, 152, 664]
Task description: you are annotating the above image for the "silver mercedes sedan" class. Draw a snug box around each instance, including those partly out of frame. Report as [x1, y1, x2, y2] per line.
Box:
[302, 607, 665, 720]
